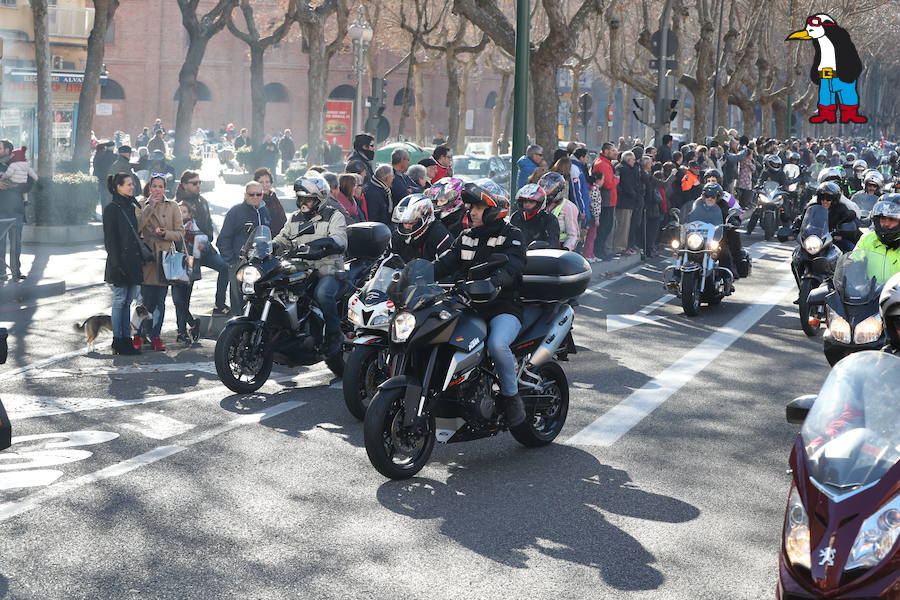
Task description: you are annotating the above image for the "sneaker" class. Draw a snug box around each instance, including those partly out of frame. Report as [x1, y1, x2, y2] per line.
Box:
[211, 305, 230, 316]
[150, 336, 166, 352]
[176, 333, 190, 344]
[189, 320, 201, 343]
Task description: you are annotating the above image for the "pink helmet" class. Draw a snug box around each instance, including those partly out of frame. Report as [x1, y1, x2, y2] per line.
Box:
[427, 177, 465, 218]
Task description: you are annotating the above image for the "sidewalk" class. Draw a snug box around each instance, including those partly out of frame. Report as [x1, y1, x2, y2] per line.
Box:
[0, 242, 107, 303]
[588, 252, 643, 281]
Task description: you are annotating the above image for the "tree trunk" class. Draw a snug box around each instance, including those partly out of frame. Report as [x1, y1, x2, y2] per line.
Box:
[569, 69, 580, 141]
[174, 36, 212, 164]
[248, 45, 267, 152]
[31, 0, 54, 208]
[502, 85, 514, 154]
[398, 58, 415, 140]
[445, 54, 462, 155]
[773, 100, 787, 139]
[530, 56, 559, 160]
[760, 103, 773, 137]
[303, 23, 328, 166]
[72, 0, 118, 171]
[492, 71, 510, 155]
[457, 61, 472, 151]
[413, 64, 427, 145]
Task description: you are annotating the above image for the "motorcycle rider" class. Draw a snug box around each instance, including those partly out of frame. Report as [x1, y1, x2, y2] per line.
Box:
[817, 166, 862, 217]
[879, 272, 900, 356]
[850, 170, 884, 213]
[388, 193, 453, 262]
[853, 193, 900, 276]
[426, 177, 468, 237]
[809, 181, 860, 252]
[273, 174, 349, 357]
[432, 181, 528, 427]
[511, 182, 561, 248]
[848, 159, 869, 195]
[687, 182, 738, 288]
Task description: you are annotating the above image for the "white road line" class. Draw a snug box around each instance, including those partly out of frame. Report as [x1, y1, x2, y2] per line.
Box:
[606, 294, 676, 333]
[5, 366, 332, 420]
[119, 413, 196, 440]
[567, 272, 795, 447]
[0, 401, 304, 522]
[0, 347, 92, 382]
[16, 362, 219, 380]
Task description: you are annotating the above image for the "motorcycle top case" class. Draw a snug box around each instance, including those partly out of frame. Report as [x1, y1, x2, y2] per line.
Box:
[521, 249, 592, 302]
[346, 222, 391, 260]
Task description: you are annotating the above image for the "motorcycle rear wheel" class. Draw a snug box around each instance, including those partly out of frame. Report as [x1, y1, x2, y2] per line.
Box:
[681, 272, 701, 317]
[214, 323, 273, 394]
[364, 387, 435, 480]
[511, 361, 569, 447]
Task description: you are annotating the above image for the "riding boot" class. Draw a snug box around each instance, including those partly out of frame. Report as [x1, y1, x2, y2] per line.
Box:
[808, 104, 837, 124]
[839, 105, 868, 124]
[322, 331, 342, 357]
[501, 394, 527, 427]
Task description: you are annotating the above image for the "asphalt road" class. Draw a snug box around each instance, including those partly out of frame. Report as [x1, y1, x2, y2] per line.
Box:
[0, 233, 835, 600]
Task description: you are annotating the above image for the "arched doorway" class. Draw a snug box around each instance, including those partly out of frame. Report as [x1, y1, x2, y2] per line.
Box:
[329, 85, 356, 100]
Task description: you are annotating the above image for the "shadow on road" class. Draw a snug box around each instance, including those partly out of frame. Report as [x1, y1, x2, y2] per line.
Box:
[376, 444, 700, 590]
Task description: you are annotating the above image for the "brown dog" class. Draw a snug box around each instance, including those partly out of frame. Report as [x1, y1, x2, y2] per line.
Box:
[75, 306, 150, 350]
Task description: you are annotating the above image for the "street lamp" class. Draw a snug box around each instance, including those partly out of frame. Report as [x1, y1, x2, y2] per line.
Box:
[348, 6, 373, 136]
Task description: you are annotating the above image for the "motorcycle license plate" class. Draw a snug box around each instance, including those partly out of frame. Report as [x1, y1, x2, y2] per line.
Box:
[0, 399, 10, 451]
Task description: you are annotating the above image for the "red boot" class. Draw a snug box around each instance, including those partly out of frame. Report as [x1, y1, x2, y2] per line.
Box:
[132, 335, 142, 351]
[150, 336, 166, 352]
[809, 104, 837, 124]
[839, 105, 868, 123]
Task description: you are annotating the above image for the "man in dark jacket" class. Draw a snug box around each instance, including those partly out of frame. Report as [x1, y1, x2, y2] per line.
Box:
[217, 181, 272, 313]
[108, 146, 141, 192]
[433, 182, 527, 426]
[346, 133, 376, 184]
[656, 134, 674, 164]
[278, 129, 296, 174]
[613, 151, 643, 254]
[360, 165, 394, 226]
[93, 141, 116, 210]
[176, 170, 231, 314]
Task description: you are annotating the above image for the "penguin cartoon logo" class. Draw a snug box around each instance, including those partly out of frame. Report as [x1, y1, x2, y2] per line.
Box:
[786, 14, 867, 125]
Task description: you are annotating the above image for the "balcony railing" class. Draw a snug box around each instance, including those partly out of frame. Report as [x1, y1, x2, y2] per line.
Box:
[48, 5, 95, 40]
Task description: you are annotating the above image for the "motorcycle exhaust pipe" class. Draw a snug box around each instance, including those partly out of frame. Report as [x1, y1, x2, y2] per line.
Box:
[527, 305, 575, 368]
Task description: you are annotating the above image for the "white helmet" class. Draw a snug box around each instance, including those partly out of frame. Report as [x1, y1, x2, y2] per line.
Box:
[293, 174, 330, 214]
[392, 193, 435, 239]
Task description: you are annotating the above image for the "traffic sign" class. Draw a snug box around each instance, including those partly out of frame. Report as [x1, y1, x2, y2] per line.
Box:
[650, 30, 679, 57]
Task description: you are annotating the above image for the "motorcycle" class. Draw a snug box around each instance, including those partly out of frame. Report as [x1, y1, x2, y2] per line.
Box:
[0, 327, 9, 451]
[807, 249, 892, 366]
[342, 255, 403, 421]
[791, 205, 842, 336]
[363, 251, 590, 480]
[214, 222, 390, 394]
[664, 215, 747, 316]
[752, 181, 789, 241]
[783, 164, 804, 222]
[778, 351, 900, 600]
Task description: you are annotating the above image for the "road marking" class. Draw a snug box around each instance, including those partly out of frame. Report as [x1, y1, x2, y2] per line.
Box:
[567, 272, 795, 447]
[0, 470, 64, 491]
[5, 366, 332, 420]
[0, 347, 92, 382]
[18, 362, 219, 380]
[0, 401, 304, 522]
[119, 413, 196, 440]
[606, 294, 676, 333]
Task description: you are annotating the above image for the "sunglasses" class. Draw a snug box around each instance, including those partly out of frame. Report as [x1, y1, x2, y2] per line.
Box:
[247, 192, 263, 197]
[806, 16, 834, 27]
[184, 180, 200, 185]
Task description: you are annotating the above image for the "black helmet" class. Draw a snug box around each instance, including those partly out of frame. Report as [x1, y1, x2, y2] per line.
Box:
[872, 193, 900, 249]
[879, 273, 900, 351]
[765, 154, 782, 170]
[701, 182, 723, 198]
[787, 151, 800, 164]
[816, 181, 841, 205]
[461, 180, 510, 225]
[889, 151, 898, 163]
[293, 174, 330, 214]
[703, 168, 723, 183]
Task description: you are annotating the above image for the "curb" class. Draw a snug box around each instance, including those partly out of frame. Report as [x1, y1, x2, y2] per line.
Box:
[0, 279, 66, 303]
[588, 253, 643, 281]
[23, 224, 104, 245]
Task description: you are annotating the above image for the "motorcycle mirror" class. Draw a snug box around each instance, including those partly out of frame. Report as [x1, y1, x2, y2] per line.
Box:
[465, 279, 499, 303]
[786, 394, 817, 424]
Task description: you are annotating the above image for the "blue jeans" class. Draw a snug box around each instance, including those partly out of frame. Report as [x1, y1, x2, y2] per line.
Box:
[818, 78, 859, 106]
[171, 282, 196, 334]
[200, 251, 229, 308]
[111, 284, 140, 338]
[141, 285, 168, 337]
[314, 275, 341, 335]
[0, 215, 23, 278]
[488, 314, 522, 397]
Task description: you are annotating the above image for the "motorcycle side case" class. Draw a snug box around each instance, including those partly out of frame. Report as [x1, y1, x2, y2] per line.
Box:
[736, 249, 752, 278]
[0, 399, 10, 451]
[346, 222, 391, 260]
[521, 250, 592, 302]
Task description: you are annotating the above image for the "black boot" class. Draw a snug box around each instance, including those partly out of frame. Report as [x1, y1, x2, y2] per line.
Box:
[322, 331, 342, 357]
[501, 394, 527, 427]
[112, 337, 140, 355]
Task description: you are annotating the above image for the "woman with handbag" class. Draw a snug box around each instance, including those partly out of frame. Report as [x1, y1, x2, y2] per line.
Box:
[102, 172, 145, 355]
[138, 175, 184, 351]
[172, 202, 203, 345]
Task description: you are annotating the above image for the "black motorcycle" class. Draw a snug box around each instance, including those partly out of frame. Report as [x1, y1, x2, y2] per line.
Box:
[790, 205, 841, 336]
[363, 251, 590, 480]
[214, 222, 390, 394]
[751, 181, 788, 241]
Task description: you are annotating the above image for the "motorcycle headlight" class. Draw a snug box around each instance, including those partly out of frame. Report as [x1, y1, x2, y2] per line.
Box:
[391, 312, 416, 343]
[803, 235, 823, 255]
[784, 486, 811, 569]
[686, 232, 705, 250]
[845, 492, 900, 571]
[348, 307, 363, 326]
[789, 183, 798, 192]
[758, 193, 769, 203]
[237, 265, 262, 284]
[671, 239, 681, 249]
[827, 307, 852, 344]
[370, 314, 390, 327]
[709, 240, 719, 251]
[853, 314, 883, 345]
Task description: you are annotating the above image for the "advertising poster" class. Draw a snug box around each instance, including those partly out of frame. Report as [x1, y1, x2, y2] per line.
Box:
[325, 100, 353, 150]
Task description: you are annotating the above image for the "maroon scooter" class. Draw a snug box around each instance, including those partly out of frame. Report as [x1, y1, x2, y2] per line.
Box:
[777, 351, 900, 599]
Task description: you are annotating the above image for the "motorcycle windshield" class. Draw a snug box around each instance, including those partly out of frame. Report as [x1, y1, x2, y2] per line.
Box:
[362, 262, 401, 304]
[800, 205, 829, 239]
[833, 249, 892, 304]
[243, 226, 272, 260]
[762, 181, 780, 195]
[396, 259, 444, 311]
[801, 351, 900, 493]
[856, 195, 879, 216]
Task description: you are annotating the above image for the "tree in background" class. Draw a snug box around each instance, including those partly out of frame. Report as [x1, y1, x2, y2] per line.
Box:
[29, 0, 53, 208]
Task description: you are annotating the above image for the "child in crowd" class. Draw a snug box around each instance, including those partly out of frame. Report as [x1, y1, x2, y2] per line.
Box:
[0, 146, 37, 187]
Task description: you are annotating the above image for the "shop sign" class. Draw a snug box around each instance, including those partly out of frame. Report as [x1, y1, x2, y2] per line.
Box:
[96, 103, 113, 116]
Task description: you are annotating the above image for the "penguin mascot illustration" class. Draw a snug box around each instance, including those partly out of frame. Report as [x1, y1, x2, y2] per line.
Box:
[786, 13, 867, 124]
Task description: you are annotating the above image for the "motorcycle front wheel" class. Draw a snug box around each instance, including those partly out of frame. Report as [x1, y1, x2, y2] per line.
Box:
[343, 345, 387, 421]
[681, 271, 701, 316]
[215, 322, 274, 394]
[763, 212, 776, 241]
[511, 361, 569, 447]
[364, 387, 435, 480]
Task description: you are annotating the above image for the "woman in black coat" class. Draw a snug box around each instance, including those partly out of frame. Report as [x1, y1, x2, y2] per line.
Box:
[102, 172, 144, 355]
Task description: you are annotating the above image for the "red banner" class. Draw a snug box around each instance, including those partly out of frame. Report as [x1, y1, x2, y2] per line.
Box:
[325, 100, 354, 151]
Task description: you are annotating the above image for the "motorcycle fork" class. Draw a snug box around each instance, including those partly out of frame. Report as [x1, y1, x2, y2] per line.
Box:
[402, 346, 439, 427]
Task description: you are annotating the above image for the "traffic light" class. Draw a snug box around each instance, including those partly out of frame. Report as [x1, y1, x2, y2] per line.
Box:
[367, 77, 388, 132]
[667, 98, 678, 124]
[578, 93, 593, 128]
[632, 98, 651, 126]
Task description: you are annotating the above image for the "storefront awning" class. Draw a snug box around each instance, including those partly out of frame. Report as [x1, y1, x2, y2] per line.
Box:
[7, 69, 108, 85]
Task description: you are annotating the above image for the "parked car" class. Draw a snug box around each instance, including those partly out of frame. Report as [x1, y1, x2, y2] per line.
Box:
[452, 155, 511, 188]
[374, 142, 433, 165]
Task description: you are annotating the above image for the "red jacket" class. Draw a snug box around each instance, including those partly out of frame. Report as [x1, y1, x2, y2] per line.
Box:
[591, 155, 619, 207]
[434, 163, 452, 182]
